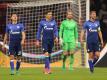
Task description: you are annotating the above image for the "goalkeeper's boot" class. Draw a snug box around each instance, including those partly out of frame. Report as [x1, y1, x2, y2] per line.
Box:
[69, 64, 74, 71]
[62, 63, 66, 70]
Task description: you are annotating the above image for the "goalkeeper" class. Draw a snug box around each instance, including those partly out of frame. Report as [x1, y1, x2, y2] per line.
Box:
[59, 10, 78, 70]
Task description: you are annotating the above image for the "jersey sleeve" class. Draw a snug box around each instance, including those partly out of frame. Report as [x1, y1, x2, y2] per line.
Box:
[83, 21, 87, 30]
[53, 20, 58, 38]
[20, 23, 25, 32]
[59, 21, 64, 38]
[5, 25, 9, 34]
[36, 21, 43, 40]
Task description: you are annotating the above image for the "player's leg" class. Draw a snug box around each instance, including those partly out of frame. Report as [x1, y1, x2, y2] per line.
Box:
[93, 51, 100, 65]
[15, 43, 22, 74]
[93, 42, 101, 65]
[87, 42, 94, 73]
[62, 43, 68, 70]
[69, 42, 75, 70]
[47, 40, 54, 74]
[44, 51, 50, 74]
[88, 52, 94, 73]
[9, 43, 15, 75]
[42, 40, 50, 74]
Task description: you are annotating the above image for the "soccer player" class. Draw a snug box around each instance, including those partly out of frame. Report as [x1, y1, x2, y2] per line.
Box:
[2, 13, 25, 75]
[59, 10, 78, 70]
[80, 11, 103, 73]
[36, 10, 58, 74]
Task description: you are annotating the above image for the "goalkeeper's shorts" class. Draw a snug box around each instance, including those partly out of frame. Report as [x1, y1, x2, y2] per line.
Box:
[63, 42, 76, 51]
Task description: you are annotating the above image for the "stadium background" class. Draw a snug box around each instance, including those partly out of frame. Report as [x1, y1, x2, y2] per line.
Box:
[0, 0, 107, 68]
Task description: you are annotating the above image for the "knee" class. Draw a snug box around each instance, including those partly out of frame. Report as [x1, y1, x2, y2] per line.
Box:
[63, 51, 68, 56]
[10, 55, 14, 60]
[89, 53, 93, 59]
[45, 52, 49, 57]
[70, 51, 75, 55]
[95, 52, 100, 58]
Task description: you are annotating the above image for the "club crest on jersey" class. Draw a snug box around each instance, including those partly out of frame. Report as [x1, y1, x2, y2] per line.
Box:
[51, 23, 54, 26]
[17, 26, 20, 28]
[94, 23, 98, 27]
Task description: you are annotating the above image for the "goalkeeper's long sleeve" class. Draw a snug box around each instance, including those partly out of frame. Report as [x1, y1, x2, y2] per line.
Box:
[59, 21, 64, 39]
[74, 23, 78, 41]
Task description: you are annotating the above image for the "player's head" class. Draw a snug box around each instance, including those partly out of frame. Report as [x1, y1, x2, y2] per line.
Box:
[90, 11, 96, 20]
[11, 13, 18, 22]
[66, 10, 73, 19]
[45, 10, 53, 20]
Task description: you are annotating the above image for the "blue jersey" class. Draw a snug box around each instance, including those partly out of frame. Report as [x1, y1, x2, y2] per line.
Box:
[36, 18, 58, 41]
[6, 23, 24, 42]
[83, 20, 100, 42]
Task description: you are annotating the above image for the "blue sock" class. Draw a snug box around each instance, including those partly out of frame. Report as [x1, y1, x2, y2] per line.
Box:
[16, 60, 21, 71]
[88, 60, 93, 70]
[45, 56, 50, 69]
[93, 57, 98, 65]
[10, 60, 14, 71]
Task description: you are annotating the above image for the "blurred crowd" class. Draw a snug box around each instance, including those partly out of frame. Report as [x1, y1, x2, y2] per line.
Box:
[90, 0, 107, 45]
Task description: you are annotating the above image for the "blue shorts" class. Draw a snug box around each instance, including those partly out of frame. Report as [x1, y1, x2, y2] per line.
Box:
[87, 41, 100, 53]
[9, 41, 22, 56]
[42, 39, 54, 53]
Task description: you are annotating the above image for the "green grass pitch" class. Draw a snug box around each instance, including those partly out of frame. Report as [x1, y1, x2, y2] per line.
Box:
[0, 68, 107, 80]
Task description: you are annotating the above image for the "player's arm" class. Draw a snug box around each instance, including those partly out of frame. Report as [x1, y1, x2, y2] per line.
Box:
[98, 27, 104, 47]
[80, 29, 85, 44]
[3, 33, 8, 46]
[59, 21, 64, 45]
[54, 21, 58, 43]
[2, 25, 9, 49]
[36, 21, 43, 47]
[21, 24, 26, 45]
[21, 32, 26, 45]
[80, 22, 87, 44]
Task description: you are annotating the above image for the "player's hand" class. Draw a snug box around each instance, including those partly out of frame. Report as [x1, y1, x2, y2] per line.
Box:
[21, 40, 25, 46]
[36, 40, 40, 47]
[2, 44, 5, 52]
[76, 41, 78, 48]
[59, 38, 63, 45]
[54, 37, 58, 43]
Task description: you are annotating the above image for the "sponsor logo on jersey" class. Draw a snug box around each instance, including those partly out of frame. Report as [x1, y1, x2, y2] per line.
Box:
[44, 25, 53, 30]
[89, 28, 97, 32]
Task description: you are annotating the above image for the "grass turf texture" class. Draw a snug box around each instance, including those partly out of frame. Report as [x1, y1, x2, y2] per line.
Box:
[0, 68, 107, 80]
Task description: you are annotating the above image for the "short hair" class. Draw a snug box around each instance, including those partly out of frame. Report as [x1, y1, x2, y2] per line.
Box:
[66, 9, 72, 14]
[44, 10, 52, 15]
[90, 10, 96, 14]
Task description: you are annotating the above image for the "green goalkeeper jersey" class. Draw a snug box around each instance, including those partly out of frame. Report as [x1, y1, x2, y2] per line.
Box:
[59, 19, 78, 43]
